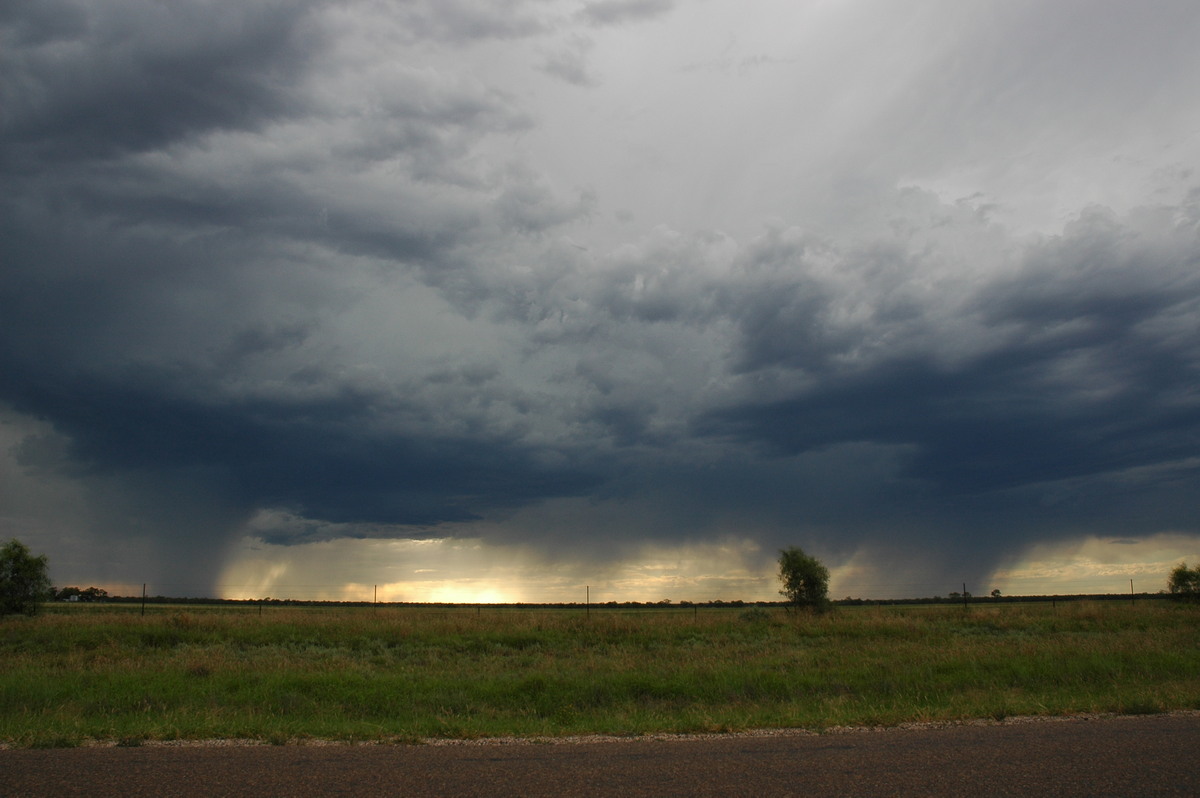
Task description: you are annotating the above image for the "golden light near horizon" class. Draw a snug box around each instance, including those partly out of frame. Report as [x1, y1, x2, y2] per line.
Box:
[214, 536, 782, 603]
[420, 585, 516, 604]
[204, 532, 1200, 604]
[44, 530, 1200, 603]
[989, 533, 1200, 596]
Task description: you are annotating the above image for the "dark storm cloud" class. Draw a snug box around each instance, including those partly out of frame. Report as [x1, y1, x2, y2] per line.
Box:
[0, 1, 322, 167]
[0, 0, 551, 368]
[464, 187, 1200, 592]
[0, 0, 593, 565]
[697, 203, 1200, 503]
[4, 361, 599, 531]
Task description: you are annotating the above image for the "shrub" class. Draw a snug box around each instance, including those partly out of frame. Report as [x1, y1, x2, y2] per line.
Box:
[738, 607, 772, 624]
[0, 539, 52, 616]
[777, 546, 830, 612]
[1168, 562, 1200, 599]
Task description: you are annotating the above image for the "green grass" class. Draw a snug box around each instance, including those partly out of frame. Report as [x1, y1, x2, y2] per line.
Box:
[2, 601, 1198, 747]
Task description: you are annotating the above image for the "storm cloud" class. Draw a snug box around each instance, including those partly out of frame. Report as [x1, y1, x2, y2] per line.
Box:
[2, 0, 1198, 598]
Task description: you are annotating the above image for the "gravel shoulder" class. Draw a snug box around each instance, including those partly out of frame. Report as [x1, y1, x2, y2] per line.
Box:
[5, 712, 1199, 797]
[8, 708, 1196, 748]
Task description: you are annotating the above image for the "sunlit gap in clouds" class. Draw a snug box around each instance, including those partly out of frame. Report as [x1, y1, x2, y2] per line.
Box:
[209, 533, 1200, 603]
[214, 537, 781, 603]
[63, 533, 1200, 603]
[794, 533, 1200, 601]
[989, 533, 1200, 596]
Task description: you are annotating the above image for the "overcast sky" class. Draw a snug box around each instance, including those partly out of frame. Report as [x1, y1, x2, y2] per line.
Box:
[2, 0, 1199, 601]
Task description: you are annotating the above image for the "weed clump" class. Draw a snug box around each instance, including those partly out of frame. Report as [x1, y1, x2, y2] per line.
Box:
[738, 607, 773, 624]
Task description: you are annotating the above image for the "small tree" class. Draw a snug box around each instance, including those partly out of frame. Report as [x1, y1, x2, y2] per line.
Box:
[1, 539, 52, 616]
[777, 546, 830, 612]
[1168, 562, 1200, 599]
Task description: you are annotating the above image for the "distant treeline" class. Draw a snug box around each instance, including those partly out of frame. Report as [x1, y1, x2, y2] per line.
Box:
[91, 593, 1175, 608]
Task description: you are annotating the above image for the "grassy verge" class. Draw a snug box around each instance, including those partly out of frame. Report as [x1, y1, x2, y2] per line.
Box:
[2, 601, 1198, 747]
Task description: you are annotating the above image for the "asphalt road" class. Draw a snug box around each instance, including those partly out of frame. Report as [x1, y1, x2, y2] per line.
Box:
[4, 713, 1198, 797]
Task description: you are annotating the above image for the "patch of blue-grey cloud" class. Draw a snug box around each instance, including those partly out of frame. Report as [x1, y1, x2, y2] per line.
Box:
[2, 0, 1198, 596]
[577, 0, 674, 27]
[0, 2, 323, 164]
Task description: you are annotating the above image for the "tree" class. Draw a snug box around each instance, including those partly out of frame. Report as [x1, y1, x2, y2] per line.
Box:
[1, 539, 52, 616]
[777, 546, 830, 612]
[55, 586, 109, 602]
[1168, 562, 1200, 599]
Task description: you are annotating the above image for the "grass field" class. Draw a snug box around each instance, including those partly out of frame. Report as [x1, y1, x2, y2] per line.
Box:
[2, 601, 1198, 747]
